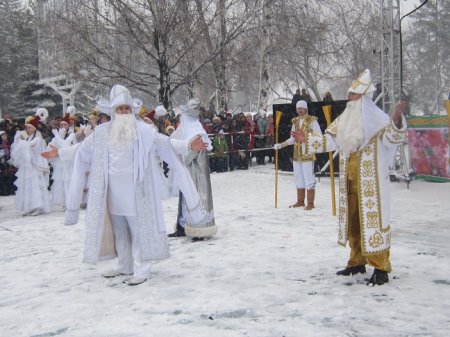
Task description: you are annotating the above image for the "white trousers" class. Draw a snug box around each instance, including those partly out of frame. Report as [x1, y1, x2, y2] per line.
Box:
[110, 214, 151, 279]
[293, 161, 316, 190]
[176, 194, 188, 228]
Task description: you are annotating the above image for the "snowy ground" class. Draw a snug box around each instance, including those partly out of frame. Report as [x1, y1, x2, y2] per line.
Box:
[1, 164, 450, 337]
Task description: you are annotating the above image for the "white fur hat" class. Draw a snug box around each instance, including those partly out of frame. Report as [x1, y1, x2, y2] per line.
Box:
[97, 84, 143, 115]
[155, 105, 167, 117]
[348, 69, 376, 95]
[296, 100, 308, 110]
[35, 108, 49, 123]
[184, 98, 201, 118]
[66, 106, 76, 114]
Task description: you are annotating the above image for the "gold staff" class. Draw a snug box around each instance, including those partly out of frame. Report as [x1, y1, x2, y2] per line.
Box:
[274, 110, 283, 208]
[322, 105, 336, 216]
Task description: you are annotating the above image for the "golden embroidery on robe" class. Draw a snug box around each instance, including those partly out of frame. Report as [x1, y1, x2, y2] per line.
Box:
[368, 231, 384, 248]
[292, 115, 317, 162]
[358, 137, 391, 255]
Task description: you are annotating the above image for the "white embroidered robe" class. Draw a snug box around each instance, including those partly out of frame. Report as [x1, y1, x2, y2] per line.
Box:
[64, 120, 205, 263]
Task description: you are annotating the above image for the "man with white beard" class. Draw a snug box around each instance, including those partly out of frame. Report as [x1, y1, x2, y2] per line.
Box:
[42, 84, 208, 286]
[291, 70, 407, 286]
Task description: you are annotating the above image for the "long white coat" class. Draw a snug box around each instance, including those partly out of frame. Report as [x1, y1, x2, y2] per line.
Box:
[48, 130, 76, 206]
[64, 120, 205, 263]
[10, 131, 50, 213]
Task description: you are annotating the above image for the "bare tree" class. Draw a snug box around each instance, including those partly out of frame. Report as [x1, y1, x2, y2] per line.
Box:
[403, 0, 449, 114]
[257, 0, 273, 110]
[192, 0, 257, 113]
[35, 0, 387, 111]
[260, 0, 379, 101]
[38, 0, 256, 110]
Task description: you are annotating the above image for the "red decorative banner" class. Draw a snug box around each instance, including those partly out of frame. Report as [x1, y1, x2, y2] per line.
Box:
[407, 115, 450, 182]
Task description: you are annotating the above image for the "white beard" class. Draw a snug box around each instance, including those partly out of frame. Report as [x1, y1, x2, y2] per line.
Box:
[336, 99, 364, 159]
[108, 113, 137, 149]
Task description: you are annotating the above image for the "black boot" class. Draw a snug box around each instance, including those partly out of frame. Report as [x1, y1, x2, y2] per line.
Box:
[367, 268, 389, 286]
[168, 223, 186, 237]
[336, 265, 366, 276]
[191, 237, 205, 242]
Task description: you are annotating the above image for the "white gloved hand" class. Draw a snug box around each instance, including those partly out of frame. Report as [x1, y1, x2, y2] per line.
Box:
[273, 143, 282, 150]
[52, 129, 59, 137]
[83, 124, 92, 137]
[59, 128, 66, 137]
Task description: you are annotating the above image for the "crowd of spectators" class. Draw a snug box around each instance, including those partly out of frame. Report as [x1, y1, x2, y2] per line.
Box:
[0, 104, 277, 197]
[198, 109, 275, 172]
[0, 112, 112, 197]
[0, 118, 22, 196]
[139, 105, 276, 172]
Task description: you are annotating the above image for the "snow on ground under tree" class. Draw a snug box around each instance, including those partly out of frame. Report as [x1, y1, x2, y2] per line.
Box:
[1, 165, 449, 337]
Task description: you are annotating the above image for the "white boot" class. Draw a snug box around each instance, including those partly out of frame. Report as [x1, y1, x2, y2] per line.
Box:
[22, 209, 35, 216]
[123, 276, 147, 286]
[30, 209, 42, 216]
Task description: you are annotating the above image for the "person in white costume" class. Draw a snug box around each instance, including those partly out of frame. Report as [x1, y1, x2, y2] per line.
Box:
[42, 85, 208, 286]
[10, 112, 50, 216]
[66, 106, 77, 134]
[48, 113, 76, 209]
[291, 70, 407, 286]
[80, 109, 100, 139]
[168, 99, 217, 240]
[78, 109, 100, 208]
[274, 100, 322, 210]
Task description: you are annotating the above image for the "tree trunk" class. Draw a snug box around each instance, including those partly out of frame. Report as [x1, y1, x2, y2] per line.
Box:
[194, 0, 228, 113]
[153, 29, 171, 108]
[258, 0, 272, 110]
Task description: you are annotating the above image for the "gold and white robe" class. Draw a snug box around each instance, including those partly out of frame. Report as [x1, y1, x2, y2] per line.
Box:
[304, 96, 407, 255]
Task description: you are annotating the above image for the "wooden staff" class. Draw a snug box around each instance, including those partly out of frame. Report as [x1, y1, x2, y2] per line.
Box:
[322, 105, 336, 216]
[274, 110, 283, 208]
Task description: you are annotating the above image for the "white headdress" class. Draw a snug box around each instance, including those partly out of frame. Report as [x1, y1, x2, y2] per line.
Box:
[97, 84, 143, 115]
[184, 98, 201, 118]
[66, 106, 76, 114]
[171, 103, 212, 152]
[155, 105, 168, 117]
[296, 100, 308, 110]
[348, 69, 376, 96]
[35, 108, 49, 123]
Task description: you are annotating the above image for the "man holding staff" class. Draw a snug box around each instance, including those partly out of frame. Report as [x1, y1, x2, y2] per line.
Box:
[291, 70, 407, 285]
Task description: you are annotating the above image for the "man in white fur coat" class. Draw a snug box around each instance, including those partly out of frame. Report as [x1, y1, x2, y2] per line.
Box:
[43, 85, 208, 286]
[292, 70, 407, 285]
[168, 99, 218, 240]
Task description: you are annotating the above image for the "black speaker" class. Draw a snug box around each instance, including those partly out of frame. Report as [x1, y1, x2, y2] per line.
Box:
[272, 100, 347, 173]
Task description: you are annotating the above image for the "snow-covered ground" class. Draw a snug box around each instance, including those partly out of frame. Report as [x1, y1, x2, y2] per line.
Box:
[1, 164, 449, 337]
